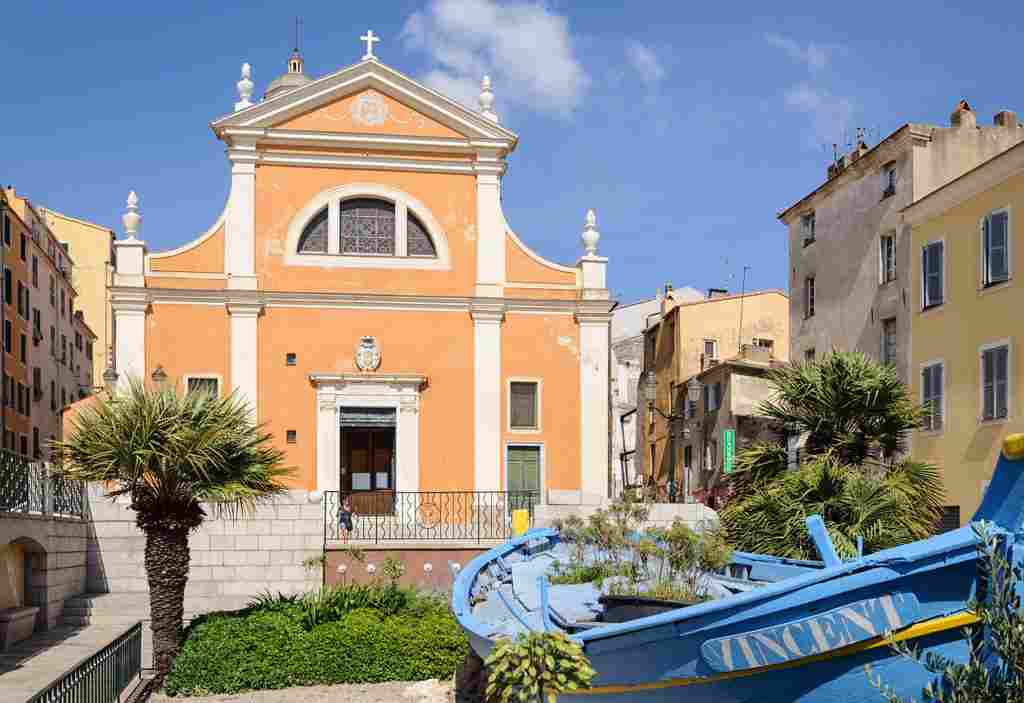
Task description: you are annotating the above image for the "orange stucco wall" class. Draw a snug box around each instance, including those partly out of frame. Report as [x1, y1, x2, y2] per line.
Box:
[255, 165, 477, 295]
[505, 235, 577, 286]
[277, 89, 466, 139]
[501, 313, 581, 491]
[148, 225, 225, 273]
[144, 277, 227, 290]
[144, 304, 230, 395]
[257, 307, 475, 490]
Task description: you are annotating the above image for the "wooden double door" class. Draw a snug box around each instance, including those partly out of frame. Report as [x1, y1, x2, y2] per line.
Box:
[341, 428, 395, 515]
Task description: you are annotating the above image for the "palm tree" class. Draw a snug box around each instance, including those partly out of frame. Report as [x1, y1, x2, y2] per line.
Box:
[721, 351, 944, 558]
[55, 379, 291, 685]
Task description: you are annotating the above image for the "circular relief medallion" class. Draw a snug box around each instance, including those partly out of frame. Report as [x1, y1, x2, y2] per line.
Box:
[418, 502, 441, 530]
[351, 92, 389, 126]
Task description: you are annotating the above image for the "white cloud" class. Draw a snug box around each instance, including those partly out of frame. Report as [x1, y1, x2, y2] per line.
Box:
[401, 0, 588, 118]
[625, 41, 666, 87]
[784, 82, 855, 144]
[765, 33, 830, 72]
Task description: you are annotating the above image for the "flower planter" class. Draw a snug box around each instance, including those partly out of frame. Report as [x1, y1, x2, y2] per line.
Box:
[598, 594, 694, 623]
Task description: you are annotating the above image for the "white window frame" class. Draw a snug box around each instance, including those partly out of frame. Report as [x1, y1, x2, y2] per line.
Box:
[881, 317, 897, 367]
[979, 339, 1012, 423]
[285, 183, 451, 270]
[919, 359, 945, 434]
[879, 232, 897, 284]
[507, 377, 542, 433]
[801, 212, 816, 243]
[505, 442, 545, 503]
[183, 373, 223, 397]
[703, 338, 719, 361]
[979, 206, 1012, 290]
[882, 162, 897, 196]
[921, 238, 946, 310]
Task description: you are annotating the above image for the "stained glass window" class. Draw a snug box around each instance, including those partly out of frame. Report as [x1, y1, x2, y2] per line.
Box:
[340, 199, 395, 255]
[297, 208, 328, 253]
[407, 212, 437, 257]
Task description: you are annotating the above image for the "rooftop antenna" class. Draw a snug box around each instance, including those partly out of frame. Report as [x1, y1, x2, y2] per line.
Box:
[737, 265, 751, 350]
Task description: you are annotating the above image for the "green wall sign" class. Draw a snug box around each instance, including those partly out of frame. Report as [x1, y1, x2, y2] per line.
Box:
[723, 429, 736, 474]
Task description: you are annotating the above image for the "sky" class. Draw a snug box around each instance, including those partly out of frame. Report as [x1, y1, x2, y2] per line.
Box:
[1, 1, 1020, 304]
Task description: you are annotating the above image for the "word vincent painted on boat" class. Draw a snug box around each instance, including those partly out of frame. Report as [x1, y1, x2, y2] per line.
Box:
[701, 593, 920, 672]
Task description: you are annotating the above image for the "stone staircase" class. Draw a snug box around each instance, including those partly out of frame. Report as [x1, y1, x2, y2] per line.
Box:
[59, 593, 153, 667]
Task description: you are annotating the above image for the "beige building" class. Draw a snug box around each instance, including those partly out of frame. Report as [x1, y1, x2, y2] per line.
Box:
[689, 346, 785, 508]
[639, 288, 788, 499]
[779, 101, 1024, 383]
[905, 139, 1024, 526]
[40, 208, 114, 388]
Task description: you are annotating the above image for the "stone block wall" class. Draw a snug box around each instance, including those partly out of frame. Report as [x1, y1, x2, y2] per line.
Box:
[0, 513, 89, 630]
[87, 486, 322, 615]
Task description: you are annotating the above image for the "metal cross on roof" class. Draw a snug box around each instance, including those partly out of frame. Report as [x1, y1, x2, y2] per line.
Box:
[360, 30, 380, 61]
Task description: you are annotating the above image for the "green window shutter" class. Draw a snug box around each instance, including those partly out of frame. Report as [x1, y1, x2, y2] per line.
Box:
[507, 446, 541, 494]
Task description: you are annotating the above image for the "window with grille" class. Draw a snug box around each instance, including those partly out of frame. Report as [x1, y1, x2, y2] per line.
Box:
[510, 381, 539, 430]
[341, 199, 396, 255]
[804, 276, 815, 318]
[922, 242, 944, 308]
[983, 210, 1009, 287]
[981, 345, 1009, 421]
[881, 318, 897, 366]
[880, 234, 896, 283]
[882, 164, 897, 198]
[406, 212, 436, 257]
[297, 208, 328, 253]
[922, 363, 943, 431]
[186, 377, 220, 397]
[801, 212, 816, 245]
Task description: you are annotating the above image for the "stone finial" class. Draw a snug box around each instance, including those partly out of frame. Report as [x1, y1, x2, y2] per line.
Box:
[235, 62, 254, 111]
[479, 75, 498, 122]
[122, 191, 141, 240]
[951, 99, 976, 129]
[581, 208, 600, 256]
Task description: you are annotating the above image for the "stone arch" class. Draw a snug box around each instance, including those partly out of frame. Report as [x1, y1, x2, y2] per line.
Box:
[7, 536, 47, 632]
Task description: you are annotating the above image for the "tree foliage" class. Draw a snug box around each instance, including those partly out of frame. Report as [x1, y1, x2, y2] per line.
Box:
[868, 522, 1024, 702]
[721, 352, 943, 559]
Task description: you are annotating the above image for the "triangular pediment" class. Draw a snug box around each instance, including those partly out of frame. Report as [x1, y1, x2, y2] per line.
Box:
[212, 59, 517, 146]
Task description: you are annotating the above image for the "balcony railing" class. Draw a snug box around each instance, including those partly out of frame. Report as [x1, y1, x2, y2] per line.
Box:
[323, 490, 538, 543]
[27, 621, 142, 703]
[0, 452, 85, 518]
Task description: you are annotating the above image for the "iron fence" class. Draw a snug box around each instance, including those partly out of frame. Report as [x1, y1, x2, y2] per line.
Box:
[0, 452, 85, 518]
[323, 490, 538, 543]
[27, 620, 142, 703]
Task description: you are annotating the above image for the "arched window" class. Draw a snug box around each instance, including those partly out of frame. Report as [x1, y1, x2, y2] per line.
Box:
[406, 212, 437, 257]
[340, 199, 395, 255]
[297, 207, 328, 253]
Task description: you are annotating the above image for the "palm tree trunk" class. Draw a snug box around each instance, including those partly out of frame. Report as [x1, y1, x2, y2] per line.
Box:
[144, 526, 190, 685]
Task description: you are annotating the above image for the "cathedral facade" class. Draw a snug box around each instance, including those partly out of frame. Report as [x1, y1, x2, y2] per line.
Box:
[109, 43, 613, 509]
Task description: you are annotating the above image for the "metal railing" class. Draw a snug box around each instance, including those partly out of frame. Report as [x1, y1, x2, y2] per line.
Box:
[323, 490, 538, 543]
[27, 621, 142, 703]
[0, 452, 85, 518]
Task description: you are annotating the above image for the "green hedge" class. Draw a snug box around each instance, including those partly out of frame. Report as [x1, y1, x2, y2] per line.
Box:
[165, 606, 468, 696]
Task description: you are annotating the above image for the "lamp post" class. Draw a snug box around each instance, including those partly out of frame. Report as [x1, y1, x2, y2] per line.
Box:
[641, 372, 703, 502]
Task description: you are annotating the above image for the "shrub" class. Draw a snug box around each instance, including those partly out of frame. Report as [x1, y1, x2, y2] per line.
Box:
[485, 631, 595, 703]
[165, 590, 468, 695]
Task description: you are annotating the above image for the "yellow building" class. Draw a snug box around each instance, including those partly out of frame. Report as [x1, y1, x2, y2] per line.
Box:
[39, 208, 114, 388]
[639, 289, 789, 498]
[905, 139, 1024, 525]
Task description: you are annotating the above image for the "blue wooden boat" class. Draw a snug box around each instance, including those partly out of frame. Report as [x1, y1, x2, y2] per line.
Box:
[451, 435, 1024, 702]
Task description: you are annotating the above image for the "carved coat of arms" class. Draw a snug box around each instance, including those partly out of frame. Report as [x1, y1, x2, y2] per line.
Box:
[350, 92, 389, 126]
[355, 336, 381, 372]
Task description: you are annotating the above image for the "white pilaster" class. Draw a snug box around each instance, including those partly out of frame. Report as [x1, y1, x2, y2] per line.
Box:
[474, 157, 506, 297]
[472, 303, 504, 492]
[316, 397, 340, 492]
[397, 399, 420, 493]
[577, 310, 612, 503]
[112, 298, 147, 388]
[226, 145, 257, 291]
[227, 302, 261, 417]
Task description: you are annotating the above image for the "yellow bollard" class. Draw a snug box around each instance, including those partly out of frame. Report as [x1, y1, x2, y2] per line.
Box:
[511, 509, 530, 537]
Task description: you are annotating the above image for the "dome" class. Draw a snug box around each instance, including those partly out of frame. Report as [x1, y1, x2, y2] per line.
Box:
[264, 49, 312, 101]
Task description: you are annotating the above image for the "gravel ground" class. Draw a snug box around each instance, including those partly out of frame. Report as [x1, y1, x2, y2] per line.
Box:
[152, 680, 455, 703]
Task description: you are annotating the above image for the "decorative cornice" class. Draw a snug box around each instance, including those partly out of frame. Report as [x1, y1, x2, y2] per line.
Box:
[254, 151, 478, 175]
[309, 372, 428, 390]
[219, 127, 509, 155]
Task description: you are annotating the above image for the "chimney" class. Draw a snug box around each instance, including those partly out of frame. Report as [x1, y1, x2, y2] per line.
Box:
[707, 288, 728, 299]
[950, 99, 977, 129]
[995, 110, 1019, 129]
